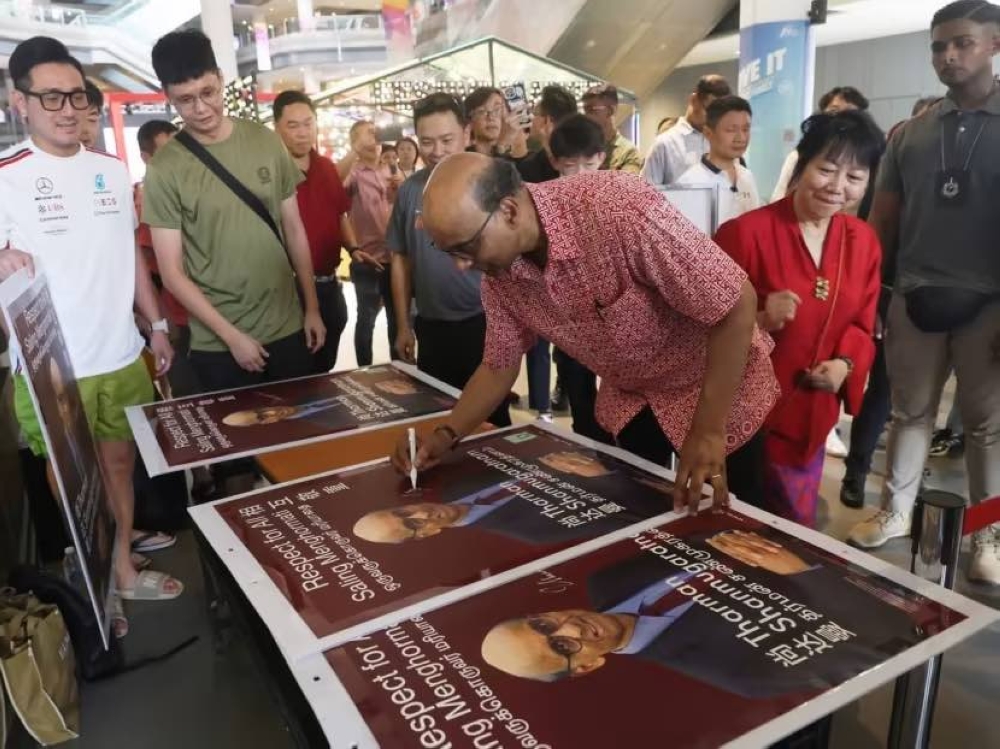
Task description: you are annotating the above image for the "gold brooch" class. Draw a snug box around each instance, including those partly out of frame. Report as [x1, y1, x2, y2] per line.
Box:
[814, 277, 830, 301]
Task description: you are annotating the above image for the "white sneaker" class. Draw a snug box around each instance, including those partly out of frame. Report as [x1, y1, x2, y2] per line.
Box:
[969, 528, 1000, 585]
[536, 412, 554, 424]
[848, 509, 912, 549]
[826, 428, 848, 458]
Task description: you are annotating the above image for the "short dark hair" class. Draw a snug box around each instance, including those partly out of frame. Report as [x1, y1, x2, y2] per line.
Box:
[9, 36, 85, 91]
[380, 143, 397, 154]
[705, 95, 752, 129]
[413, 92, 466, 128]
[472, 157, 522, 213]
[582, 83, 619, 106]
[912, 96, 942, 117]
[464, 87, 504, 118]
[549, 114, 606, 159]
[818, 86, 869, 112]
[932, 0, 1000, 29]
[85, 79, 103, 112]
[151, 30, 219, 88]
[790, 110, 885, 185]
[137, 119, 178, 155]
[535, 85, 577, 123]
[396, 136, 418, 152]
[273, 89, 315, 122]
[695, 75, 731, 100]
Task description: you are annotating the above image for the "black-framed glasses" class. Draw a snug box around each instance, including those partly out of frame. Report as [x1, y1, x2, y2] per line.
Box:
[527, 616, 582, 674]
[391, 507, 431, 538]
[437, 208, 497, 261]
[20, 89, 89, 112]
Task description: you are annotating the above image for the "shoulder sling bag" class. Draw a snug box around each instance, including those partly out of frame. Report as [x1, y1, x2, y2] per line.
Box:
[174, 129, 283, 246]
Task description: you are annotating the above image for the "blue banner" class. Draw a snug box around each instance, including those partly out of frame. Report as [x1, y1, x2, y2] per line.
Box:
[738, 20, 814, 199]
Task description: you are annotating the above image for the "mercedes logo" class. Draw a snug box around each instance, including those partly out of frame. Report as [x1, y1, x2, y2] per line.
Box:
[36, 177, 54, 195]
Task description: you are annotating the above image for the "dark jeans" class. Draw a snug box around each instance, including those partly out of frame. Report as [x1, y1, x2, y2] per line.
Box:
[189, 329, 314, 491]
[414, 313, 511, 428]
[165, 324, 201, 398]
[845, 338, 891, 480]
[526, 339, 551, 412]
[616, 406, 766, 508]
[313, 279, 348, 373]
[350, 262, 397, 366]
[553, 348, 613, 444]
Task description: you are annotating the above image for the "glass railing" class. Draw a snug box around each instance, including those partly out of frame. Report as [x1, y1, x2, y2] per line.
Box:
[236, 12, 384, 49]
[0, 0, 89, 26]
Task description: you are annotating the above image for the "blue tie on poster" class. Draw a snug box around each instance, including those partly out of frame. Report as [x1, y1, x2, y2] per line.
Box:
[738, 19, 815, 199]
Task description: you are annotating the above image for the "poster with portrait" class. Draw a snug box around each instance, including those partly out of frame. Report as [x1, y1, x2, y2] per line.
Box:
[0, 270, 116, 648]
[312, 506, 997, 749]
[127, 362, 458, 476]
[190, 424, 678, 659]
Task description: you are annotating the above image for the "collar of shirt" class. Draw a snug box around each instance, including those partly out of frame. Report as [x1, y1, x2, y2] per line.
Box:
[939, 86, 1000, 117]
[286, 397, 343, 419]
[673, 117, 697, 137]
[608, 574, 694, 655]
[449, 483, 514, 526]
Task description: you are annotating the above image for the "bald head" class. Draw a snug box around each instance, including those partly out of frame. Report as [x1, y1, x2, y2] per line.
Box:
[422, 152, 537, 276]
[353, 502, 468, 544]
[222, 406, 298, 427]
[482, 618, 567, 682]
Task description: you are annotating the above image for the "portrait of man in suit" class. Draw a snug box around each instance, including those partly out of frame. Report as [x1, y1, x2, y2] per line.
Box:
[220, 377, 421, 428]
[481, 530, 922, 697]
[352, 450, 670, 545]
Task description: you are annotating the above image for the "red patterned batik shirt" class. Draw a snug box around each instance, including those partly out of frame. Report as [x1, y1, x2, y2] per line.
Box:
[481, 171, 779, 452]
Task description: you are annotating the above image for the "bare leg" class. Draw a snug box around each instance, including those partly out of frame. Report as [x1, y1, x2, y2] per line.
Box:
[95, 439, 140, 590]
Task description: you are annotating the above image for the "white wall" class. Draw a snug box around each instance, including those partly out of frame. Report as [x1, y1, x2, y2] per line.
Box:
[642, 30, 954, 150]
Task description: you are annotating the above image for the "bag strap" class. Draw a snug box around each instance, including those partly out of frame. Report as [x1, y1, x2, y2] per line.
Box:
[174, 130, 283, 245]
[89, 635, 199, 682]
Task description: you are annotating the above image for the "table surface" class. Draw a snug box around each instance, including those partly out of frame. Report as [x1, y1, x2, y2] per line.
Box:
[256, 416, 491, 484]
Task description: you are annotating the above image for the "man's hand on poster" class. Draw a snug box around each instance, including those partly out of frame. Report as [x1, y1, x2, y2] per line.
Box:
[804, 359, 849, 393]
[760, 290, 801, 332]
[674, 428, 729, 515]
[392, 426, 454, 476]
[149, 331, 174, 376]
[303, 308, 327, 353]
[226, 329, 269, 373]
[351, 249, 385, 272]
[707, 530, 810, 575]
[0, 248, 34, 281]
[395, 327, 417, 364]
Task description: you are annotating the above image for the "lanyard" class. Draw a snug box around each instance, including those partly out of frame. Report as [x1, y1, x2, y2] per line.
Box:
[940, 117, 988, 173]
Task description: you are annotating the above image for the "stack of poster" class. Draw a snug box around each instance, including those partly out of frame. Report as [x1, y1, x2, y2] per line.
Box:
[192, 425, 999, 748]
[127, 363, 458, 476]
[0, 271, 116, 647]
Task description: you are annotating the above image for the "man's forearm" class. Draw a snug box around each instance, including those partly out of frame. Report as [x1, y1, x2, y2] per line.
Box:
[336, 151, 358, 181]
[391, 254, 413, 331]
[286, 226, 320, 312]
[341, 214, 358, 249]
[691, 280, 758, 437]
[445, 364, 519, 439]
[161, 269, 240, 345]
[133, 247, 164, 324]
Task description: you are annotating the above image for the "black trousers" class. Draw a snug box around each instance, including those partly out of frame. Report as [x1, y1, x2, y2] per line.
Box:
[414, 313, 511, 428]
[845, 337, 891, 481]
[189, 329, 314, 490]
[313, 279, 349, 374]
[553, 348, 613, 444]
[350, 262, 398, 366]
[616, 406, 766, 508]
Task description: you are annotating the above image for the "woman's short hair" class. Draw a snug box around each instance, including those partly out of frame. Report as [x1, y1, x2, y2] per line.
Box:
[790, 110, 885, 185]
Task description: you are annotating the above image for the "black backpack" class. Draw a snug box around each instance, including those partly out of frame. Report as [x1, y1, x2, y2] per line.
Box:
[8, 565, 196, 682]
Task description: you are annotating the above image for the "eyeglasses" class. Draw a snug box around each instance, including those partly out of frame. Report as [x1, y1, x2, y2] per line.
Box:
[20, 89, 89, 112]
[471, 106, 505, 121]
[171, 86, 221, 112]
[390, 507, 432, 538]
[437, 208, 497, 261]
[527, 616, 581, 674]
[582, 104, 612, 115]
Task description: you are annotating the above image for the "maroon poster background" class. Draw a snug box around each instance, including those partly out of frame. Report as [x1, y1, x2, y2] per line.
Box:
[5, 276, 116, 639]
[141, 365, 455, 468]
[325, 509, 965, 748]
[214, 426, 676, 637]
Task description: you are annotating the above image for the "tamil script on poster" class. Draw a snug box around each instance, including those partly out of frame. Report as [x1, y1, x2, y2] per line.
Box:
[323, 508, 971, 748]
[1, 271, 116, 647]
[129, 364, 456, 474]
[212, 426, 676, 638]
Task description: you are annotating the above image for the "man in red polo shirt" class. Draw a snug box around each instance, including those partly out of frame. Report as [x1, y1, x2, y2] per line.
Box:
[274, 90, 355, 372]
[394, 152, 779, 514]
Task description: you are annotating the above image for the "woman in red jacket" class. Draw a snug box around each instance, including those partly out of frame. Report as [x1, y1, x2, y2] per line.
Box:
[715, 111, 884, 527]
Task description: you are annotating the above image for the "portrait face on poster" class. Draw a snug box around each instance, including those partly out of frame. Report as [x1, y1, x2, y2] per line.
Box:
[0, 271, 116, 647]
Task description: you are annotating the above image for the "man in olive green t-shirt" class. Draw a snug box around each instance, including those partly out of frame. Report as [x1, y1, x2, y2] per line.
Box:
[144, 30, 325, 401]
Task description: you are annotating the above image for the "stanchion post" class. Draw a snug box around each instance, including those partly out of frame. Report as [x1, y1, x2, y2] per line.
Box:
[887, 490, 966, 749]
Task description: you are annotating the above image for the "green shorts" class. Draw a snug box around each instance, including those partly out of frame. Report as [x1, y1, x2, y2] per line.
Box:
[15, 356, 154, 457]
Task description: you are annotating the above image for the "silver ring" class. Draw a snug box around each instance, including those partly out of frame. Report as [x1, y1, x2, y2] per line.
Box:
[709, 474, 723, 480]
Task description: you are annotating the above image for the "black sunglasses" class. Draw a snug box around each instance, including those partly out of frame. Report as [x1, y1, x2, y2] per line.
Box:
[527, 616, 582, 674]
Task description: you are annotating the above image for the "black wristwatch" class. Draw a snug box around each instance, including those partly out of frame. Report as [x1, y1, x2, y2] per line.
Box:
[835, 356, 854, 374]
[433, 424, 461, 450]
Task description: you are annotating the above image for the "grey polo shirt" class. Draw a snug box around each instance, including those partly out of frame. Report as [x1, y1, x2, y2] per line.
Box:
[386, 168, 485, 321]
[878, 90, 1000, 294]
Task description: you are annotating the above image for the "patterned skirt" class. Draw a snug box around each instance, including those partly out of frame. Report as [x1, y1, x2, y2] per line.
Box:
[762, 439, 826, 528]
